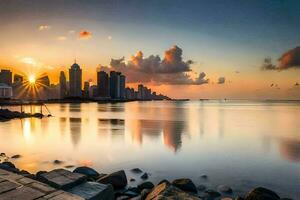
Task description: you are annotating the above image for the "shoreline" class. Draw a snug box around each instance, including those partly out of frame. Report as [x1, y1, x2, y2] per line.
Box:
[0, 153, 294, 200]
[0, 108, 47, 122]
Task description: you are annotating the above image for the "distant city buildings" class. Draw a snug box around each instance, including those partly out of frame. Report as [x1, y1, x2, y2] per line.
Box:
[0, 62, 170, 101]
[69, 62, 82, 98]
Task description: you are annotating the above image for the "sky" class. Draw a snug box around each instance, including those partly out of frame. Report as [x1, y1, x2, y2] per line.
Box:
[0, 0, 300, 99]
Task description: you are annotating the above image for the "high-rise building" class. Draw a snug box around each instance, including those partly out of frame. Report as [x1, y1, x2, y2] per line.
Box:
[0, 69, 12, 86]
[97, 71, 109, 97]
[13, 74, 23, 83]
[120, 75, 126, 99]
[69, 62, 82, 97]
[59, 71, 67, 99]
[110, 71, 120, 99]
[83, 81, 90, 98]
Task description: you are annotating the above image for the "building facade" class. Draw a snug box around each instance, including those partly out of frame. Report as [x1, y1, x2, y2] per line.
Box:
[69, 63, 82, 97]
[97, 71, 110, 97]
[59, 71, 67, 99]
[0, 70, 12, 86]
[109, 71, 120, 99]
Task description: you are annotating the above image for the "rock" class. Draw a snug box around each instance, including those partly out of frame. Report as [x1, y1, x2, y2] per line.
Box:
[145, 182, 201, 200]
[65, 165, 75, 168]
[141, 189, 151, 200]
[39, 168, 86, 189]
[158, 179, 170, 185]
[98, 170, 127, 189]
[127, 187, 141, 193]
[0, 162, 19, 173]
[200, 174, 208, 179]
[130, 178, 136, 182]
[172, 178, 197, 193]
[205, 189, 221, 198]
[280, 198, 293, 200]
[235, 197, 244, 200]
[218, 185, 233, 193]
[138, 181, 155, 191]
[131, 168, 143, 173]
[67, 181, 114, 200]
[222, 198, 233, 200]
[140, 173, 149, 180]
[35, 170, 47, 180]
[53, 159, 63, 164]
[1, 161, 15, 168]
[245, 187, 280, 200]
[11, 154, 21, 159]
[0, 153, 6, 157]
[197, 184, 206, 191]
[73, 166, 100, 180]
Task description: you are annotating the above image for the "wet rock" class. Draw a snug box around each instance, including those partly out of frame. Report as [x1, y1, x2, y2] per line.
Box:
[131, 168, 143, 173]
[73, 166, 100, 180]
[245, 187, 280, 200]
[36, 170, 47, 179]
[1, 161, 15, 168]
[130, 178, 136, 182]
[140, 173, 149, 180]
[98, 170, 127, 189]
[0, 161, 19, 173]
[197, 184, 206, 191]
[138, 181, 155, 191]
[158, 179, 170, 185]
[145, 182, 201, 200]
[205, 189, 221, 198]
[235, 197, 244, 200]
[200, 174, 208, 179]
[172, 178, 197, 193]
[53, 159, 63, 164]
[141, 189, 151, 199]
[11, 154, 21, 159]
[127, 187, 140, 194]
[218, 185, 233, 194]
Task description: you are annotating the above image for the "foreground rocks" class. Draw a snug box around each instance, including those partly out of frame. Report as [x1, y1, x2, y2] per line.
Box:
[244, 187, 280, 200]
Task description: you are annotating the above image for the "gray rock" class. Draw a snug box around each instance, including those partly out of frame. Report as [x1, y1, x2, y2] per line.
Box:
[145, 182, 201, 200]
[130, 178, 136, 182]
[200, 174, 208, 179]
[73, 166, 100, 180]
[245, 187, 280, 200]
[205, 189, 221, 198]
[172, 178, 197, 193]
[137, 181, 154, 191]
[218, 185, 233, 193]
[98, 170, 127, 189]
[140, 173, 148, 180]
[68, 181, 114, 200]
[197, 184, 206, 191]
[131, 168, 143, 173]
[141, 189, 151, 200]
[53, 160, 63, 164]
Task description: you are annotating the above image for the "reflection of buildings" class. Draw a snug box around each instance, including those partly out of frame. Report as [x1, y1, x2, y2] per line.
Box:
[69, 62, 82, 97]
[279, 139, 300, 162]
[163, 121, 184, 152]
[69, 117, 82, 147]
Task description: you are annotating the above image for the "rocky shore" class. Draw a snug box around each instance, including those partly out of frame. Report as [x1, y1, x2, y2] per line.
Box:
[0, 153, 294, 200]
[0, 109, 47, 122]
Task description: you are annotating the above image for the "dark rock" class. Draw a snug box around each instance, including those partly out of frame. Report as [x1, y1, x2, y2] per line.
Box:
[53, 160, 63, 164]
[11, 154, 21, 159]
[140, 173, 148, 180]
[236, 197, 245, 200]
[2, 161, 15, 168]
[200, 174, 208, 179]
[36, 170, 47, 179]
[158, 179, 170, 185]
[217, 185, 233, 193]
[245, 187, 280, 200]
[172, 178, 197, 193]
[127, 187, 140, 194]
[73, 166, 100, 180]
[65, 165, 75, 168]
[130, 178, 136, 182]
[140, 189, 151, 200]
[197, 184, 206, 191]
[280, 198, 293, 200]
[131, 168, 143, 173]
[145, 182, 201, 200]
[0, 162, 19, 173]
[123, 190, 140, 198]
[205, 189, 221, 198]
[138, 181, 154, 191]
[0, 153, 6, 157]
[98, 170, 127, 189]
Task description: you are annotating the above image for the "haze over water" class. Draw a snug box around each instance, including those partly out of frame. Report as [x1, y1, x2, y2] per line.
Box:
[0, 101, 300, 198]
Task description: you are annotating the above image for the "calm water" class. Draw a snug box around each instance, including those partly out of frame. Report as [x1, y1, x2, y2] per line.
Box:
[0, 101, 300, 198]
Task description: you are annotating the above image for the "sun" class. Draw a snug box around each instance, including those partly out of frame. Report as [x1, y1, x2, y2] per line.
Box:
[28, 75, 36, 84]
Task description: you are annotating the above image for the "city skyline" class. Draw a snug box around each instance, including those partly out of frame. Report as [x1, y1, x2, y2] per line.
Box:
[0, 0, 300, 99]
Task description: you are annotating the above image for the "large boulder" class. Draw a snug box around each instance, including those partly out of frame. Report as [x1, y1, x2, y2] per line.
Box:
[245, 187, 280, 200]
[73, 166, 100, 180]
[172, 178, 197, 193]
[145, 182, 201, 200]
[97, 170, 127, 189]
[138, 181, 155, 191]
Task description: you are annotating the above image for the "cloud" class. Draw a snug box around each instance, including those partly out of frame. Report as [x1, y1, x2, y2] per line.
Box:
[57, 36, 67, 41]
[295, 82, 299, 87]
[108, 36, 112, 40]
[262, 46, 300, 71]
[217, 77, 225, 84]
[79, 30, 92, 40]
[99, 45, 209, 85]
[39, 25, 51, 31]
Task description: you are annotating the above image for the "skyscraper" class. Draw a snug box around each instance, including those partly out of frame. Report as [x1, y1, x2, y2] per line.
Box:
[69, 62, 82, 97]
[110, 71, 120, 99]
[83, 81, 90, 98]
[119, 75, 126, 99]
[0, 69, 12, 86]
[97, 71, 109, 97]
[59, 71, 67, 99]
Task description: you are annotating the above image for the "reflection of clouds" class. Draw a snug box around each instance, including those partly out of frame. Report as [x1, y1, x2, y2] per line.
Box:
[163, 121, 184, 152]
[279, 138, 300, 162]
[69, 117, 82, 147]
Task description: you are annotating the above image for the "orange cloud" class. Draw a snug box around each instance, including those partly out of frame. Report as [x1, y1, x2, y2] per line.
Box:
[79, 30, 92, 40]
[39, 25, 51, 31]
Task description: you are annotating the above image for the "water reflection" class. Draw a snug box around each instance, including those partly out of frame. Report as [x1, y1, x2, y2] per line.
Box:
[69, 117, 82, 147]
[279, 138, 300, 162]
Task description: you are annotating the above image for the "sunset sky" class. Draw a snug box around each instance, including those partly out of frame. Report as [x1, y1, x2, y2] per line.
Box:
[0, 0, 300, 99]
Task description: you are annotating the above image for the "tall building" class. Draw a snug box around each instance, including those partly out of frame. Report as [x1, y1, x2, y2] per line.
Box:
[83, 81, 90, 98]
[59, 71, 67, 99]
[110, 71, 120, 99]
[0, 69, 12, 86]
[69, 62, 82, 97]
[97, 71, 109, 97]
[120, 75, 126, 99]
[13, 74, 23, 83]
